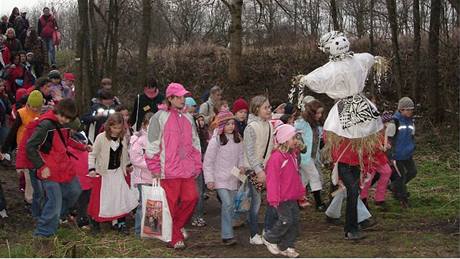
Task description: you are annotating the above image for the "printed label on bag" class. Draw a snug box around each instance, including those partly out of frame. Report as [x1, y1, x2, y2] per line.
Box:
[143, 200, 163, 236]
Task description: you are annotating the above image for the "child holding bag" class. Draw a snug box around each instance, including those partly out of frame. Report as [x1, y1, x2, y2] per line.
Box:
[203, 110, 244, 246]
[262, 124, 305, 258]
[87, 112, 138, 235]
[129, 112, 154, 237]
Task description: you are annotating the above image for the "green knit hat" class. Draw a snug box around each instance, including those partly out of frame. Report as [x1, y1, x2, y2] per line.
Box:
[68, 118, 82, 131]
[27, 90, 44, 108]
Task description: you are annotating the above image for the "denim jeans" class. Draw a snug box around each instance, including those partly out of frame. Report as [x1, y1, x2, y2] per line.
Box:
[216, 189, 237, 239]
[393, 158, 418, 200]
[192, 172, 205, 219]
[29, 169, 44, 219]
[264, 205, 278, 232]
[264, 201, 299, 251]
[44, 37, 56, 65]
[76, 189, 91, 225]
[0, 127, 9, 146]
[135, 184, 150, 237]
[248, 182, 262, 237]
[34, 177, 81, 237]
[338, 163, 361, 234]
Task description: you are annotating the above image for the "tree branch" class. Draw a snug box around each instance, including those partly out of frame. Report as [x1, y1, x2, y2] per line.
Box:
[220, 0, 231, 9]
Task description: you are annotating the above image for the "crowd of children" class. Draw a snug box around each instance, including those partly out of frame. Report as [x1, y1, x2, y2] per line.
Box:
[0, 71, 418, 257]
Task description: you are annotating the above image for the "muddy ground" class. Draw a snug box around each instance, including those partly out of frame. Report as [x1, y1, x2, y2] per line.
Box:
[0, 144, 459, 257]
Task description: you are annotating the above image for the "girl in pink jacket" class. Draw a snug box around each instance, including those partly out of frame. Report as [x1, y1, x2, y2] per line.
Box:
[203, 110, 244, 246]
[145, 83, 202, 249]
[262, 124, 305, 258]
[128, 112, 154, 237]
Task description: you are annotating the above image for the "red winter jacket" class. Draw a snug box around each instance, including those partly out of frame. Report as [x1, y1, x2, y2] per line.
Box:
[6, 64, 25, 94]
[39, 15, 57, 39]
[25, 110, 86, 183]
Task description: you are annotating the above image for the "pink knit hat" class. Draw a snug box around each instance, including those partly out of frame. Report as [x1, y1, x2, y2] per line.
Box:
[217, 110, 235, 134]
[275, 124, 296, 144]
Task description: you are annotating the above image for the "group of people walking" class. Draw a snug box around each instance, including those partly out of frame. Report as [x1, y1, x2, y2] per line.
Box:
[0, 66, 418, 257]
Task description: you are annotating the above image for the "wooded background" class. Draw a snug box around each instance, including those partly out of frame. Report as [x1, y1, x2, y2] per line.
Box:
[24, 0, 459, 123]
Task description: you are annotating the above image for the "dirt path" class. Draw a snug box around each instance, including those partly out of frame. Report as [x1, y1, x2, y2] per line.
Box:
[0, 168, 458, 257]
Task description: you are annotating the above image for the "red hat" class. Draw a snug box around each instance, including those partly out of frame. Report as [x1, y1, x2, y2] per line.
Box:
[15, 88, 28, 102]
[232, 97, 249, 114]
[63, 73, 76, 81]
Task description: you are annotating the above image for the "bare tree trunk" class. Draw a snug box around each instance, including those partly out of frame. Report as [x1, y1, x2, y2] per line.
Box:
[222, 0, 243, 84]
[137, 0, 152, 89]
[447, 0, 460, 26]
[412, 0, 421, 102]
[330, 0, 340, 30]
[355, 1, 366, 38]
[110, 0, 120, 93]
[89, 0, 99, 97]
[77, 0, 91, 111]
[428, 0, 443, 122]
[293, 0, 298, 41]
[386, 0, 403, 99]
[369, 0, 375, 97]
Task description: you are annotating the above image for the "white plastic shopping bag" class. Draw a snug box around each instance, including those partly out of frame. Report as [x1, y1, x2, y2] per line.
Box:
[140, 179, 172, 242]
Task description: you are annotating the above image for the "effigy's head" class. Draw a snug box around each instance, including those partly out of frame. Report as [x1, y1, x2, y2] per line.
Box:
[318, 31, 350, 57]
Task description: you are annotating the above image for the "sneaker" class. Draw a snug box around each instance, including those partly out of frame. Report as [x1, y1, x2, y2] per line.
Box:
[77, 217, 90, 228]
[345, 231, 366, 240]
[359, 218, 378, 230]
[249, 234, 264, 245]
[222, 238, 237, 246]
[181, 228, 189, 240]
[262, 236, 280, 255]
[279, 248, 300, 258]
[173, 240, 186, 250]
[117, 223, 129, 235]
[0, 209, 8, 218]
[110, 220, 119, 230]
[316, 204, 326, 212]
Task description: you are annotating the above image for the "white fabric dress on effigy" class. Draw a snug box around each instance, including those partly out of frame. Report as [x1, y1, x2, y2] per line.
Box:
[299, 53, 383, 139]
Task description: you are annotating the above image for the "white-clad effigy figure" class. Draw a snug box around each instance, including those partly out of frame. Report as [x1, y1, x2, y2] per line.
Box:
[294, 31, 388, 140]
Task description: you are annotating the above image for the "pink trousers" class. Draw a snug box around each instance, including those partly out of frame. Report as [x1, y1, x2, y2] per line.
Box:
[360, 163, 392, 202]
